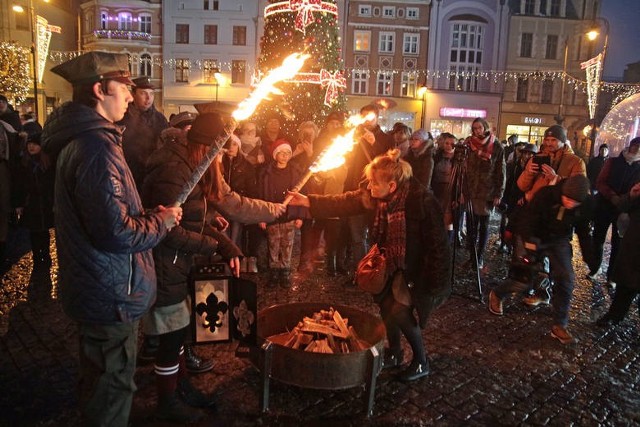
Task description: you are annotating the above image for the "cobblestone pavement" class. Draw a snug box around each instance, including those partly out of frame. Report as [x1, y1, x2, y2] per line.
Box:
[1, 224, 639, 427]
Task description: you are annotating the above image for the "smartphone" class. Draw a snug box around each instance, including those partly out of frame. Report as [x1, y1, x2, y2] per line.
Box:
[533, 155, 551, 167]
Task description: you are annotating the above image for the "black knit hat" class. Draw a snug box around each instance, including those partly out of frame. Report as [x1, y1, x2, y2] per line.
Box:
[187, 112, 225, 145]
[562, 175, 590, 202]
[544, 125, 567, 143]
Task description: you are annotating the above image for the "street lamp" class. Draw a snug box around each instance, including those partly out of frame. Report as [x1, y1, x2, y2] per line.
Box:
[554, 40, 569, 125]
[586, 17, 609, 158]
[417, 85, 427, 130]
[13, 0, 48, 121]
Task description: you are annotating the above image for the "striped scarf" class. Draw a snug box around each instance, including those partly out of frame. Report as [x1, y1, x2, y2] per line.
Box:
[467, 132, 495, 160]
[371, 182, 410, 273]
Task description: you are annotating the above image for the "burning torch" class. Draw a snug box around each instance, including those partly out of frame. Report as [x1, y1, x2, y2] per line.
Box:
[282, 112, 376, 206]
[173, 53, 309, 206]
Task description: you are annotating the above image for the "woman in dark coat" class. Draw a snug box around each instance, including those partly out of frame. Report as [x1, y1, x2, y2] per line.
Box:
[13, 133, 55, 276]
[287, 149, 451, 381]
[142, 112, 284, 422]
[597, 181, 640, 326]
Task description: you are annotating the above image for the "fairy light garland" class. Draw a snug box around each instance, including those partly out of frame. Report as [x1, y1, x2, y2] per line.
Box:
[0, 42, 32, 103]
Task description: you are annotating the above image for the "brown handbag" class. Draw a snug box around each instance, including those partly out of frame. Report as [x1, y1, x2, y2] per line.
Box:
[355, 244, 388, 294]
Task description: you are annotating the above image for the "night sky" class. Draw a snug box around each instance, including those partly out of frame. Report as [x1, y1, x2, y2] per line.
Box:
[600, 0, 640, 79]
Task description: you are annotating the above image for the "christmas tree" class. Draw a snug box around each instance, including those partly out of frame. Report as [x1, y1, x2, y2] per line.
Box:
[256, 0, 346, 128]
[0, 42, 32, 104]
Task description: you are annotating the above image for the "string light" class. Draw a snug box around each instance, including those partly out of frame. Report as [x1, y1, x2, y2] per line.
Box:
[0, 42, 32, 103]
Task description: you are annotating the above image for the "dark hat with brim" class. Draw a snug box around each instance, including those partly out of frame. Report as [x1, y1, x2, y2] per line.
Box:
[187, 112, 226, 145]
[520, 143, 538, 153]
[169, 111, 196, 128]
[51, 51, 134, 86]
[132, 76, 154, 89]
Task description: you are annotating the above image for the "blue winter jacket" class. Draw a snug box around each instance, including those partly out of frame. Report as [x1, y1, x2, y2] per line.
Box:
[41, 102, 169, 324]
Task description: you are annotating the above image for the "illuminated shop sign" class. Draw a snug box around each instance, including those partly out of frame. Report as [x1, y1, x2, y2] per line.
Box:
[439, 107, 487, 118]
[524, 116, 543, 124]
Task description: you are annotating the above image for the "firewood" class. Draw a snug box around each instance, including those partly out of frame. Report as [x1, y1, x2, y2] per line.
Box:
[300, 319, 348, 339]
[332, 311, 350, 337]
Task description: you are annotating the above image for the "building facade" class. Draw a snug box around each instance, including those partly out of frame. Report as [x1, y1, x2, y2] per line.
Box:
[342, 0, 431, 131]
[1, 0, 81, 123]
[162, 0, 260, 115]
[500, 0, 596, 153]
[80, 0, 163, 110]
[427, 0, 510, 139]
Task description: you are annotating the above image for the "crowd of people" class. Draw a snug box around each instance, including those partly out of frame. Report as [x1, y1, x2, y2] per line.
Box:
[1, 51, 639, 425]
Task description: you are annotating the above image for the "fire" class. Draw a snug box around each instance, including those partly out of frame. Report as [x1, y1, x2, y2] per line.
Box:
[232, 53, 310, 121]
[310, 112, 376, 173]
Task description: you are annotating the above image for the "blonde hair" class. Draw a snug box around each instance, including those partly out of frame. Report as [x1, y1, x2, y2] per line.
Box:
[297, 121, 319, 140]
[364, 148, 413, 185]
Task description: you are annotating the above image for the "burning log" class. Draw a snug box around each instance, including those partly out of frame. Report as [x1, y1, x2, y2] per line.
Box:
[267, 307, 370, 353]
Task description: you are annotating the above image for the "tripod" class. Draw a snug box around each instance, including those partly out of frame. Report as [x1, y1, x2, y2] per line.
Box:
[448, 144, 483, 301]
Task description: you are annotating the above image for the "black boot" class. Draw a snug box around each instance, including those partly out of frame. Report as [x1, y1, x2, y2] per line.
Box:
[184, 344, 214, 374]
[325, 255, 337, 277]
[267, 269, 279, 287]
[156, 394, 206, 423]
[177, 377, 217, 409]
[139, 334, 160, 363]
[280, 269, 292, 288]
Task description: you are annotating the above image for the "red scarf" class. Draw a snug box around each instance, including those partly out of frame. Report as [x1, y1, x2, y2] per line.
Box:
[371, 182, 410, 273]
[467, 132, 495, 160]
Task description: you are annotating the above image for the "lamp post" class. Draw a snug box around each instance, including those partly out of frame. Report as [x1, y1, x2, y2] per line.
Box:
[586, 17, 609, 158]
[554, 40, 569, 125]
[417, 85, 427, 130]
[12, 0, 48, 121]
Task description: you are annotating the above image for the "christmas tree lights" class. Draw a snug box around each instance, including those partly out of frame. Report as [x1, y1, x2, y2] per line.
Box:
[0, 42, 32, 103]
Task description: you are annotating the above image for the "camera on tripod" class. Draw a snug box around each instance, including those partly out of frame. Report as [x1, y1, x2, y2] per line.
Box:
[453, 143, 468, 164]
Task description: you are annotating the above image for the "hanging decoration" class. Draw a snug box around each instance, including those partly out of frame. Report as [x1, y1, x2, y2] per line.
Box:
[36, 16, 54, 84]
[264, 0, 338, 34]
[285, 69, 346, 106]
[581, 54, 603, 119]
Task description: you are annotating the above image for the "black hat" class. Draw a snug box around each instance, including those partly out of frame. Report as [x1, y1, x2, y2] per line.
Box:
[543, 125, 567, 143]
[187, 112, 226, 145]
[630, 137, 640, 146]
[132, 76, 154, 89]
[0, 95, 7, 103]
[169, 111, 196, 128]
[520, 143, 538, 153]
[562, 175, 590, 202]
[26, 133, 41, 145]
[50, 51, 134, 86]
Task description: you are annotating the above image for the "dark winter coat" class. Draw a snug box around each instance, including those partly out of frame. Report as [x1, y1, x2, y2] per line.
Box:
[344, 126, 394, 191]
[13, 154, 55, 231]
[259, 162, 307, 222]
[222, 153, 256, 198]
[595, 152, 640, 216]
[41, 102, 169, 324]
[464, 136, 506, 215]
[119, 103, 168, 190]
[586, 155, 608, 190]
[308, 182, 451, 327]
[143, 140, 279, 307]
[404, 140, 435, 189]
[612, 192, 640, 290]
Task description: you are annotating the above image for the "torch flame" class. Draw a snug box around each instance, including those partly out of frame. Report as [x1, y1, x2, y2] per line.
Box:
[310, 112, 376, 173]
[232, 53, 310, 121]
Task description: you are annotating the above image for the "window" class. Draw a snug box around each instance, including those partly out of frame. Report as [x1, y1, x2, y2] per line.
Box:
[213, 0, 219, 10]
[379, 32, 395, 53]
[204, 0, 209, 9]
[401, 73, 417, 97]
[382, 6, 395, 18]
[541, 79, 554, 103]
[203, 60, 218, 83]
[520, 33, 533, 57]
[545, 35, 558, 59]
[358, 5, 371, 16]
[524, 0, 535, 14]
[139, 54, 152, 77]
[232, 60, 246, 84]
[354, 31, 370, 51]
[126, 54, 132, 75]
[549, 0, 562, 16]
[204, 25, 217, 45]
[406, 7, 419, 19]
[176, 24, 189, 44]
[118, 12, 132, 30]
[517, 78, 529, 102]
[352, 70, 369, 94]
[403, 34, 419, 55]
[449, 23, 483, 92]
[100, 11, 108, 30]
[84, 12, 93, 32]
[175, 59, 189, 82]
[233, 26, 246, 46]
[376, 72, 392, 96]
[139, 14, 151, 34]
